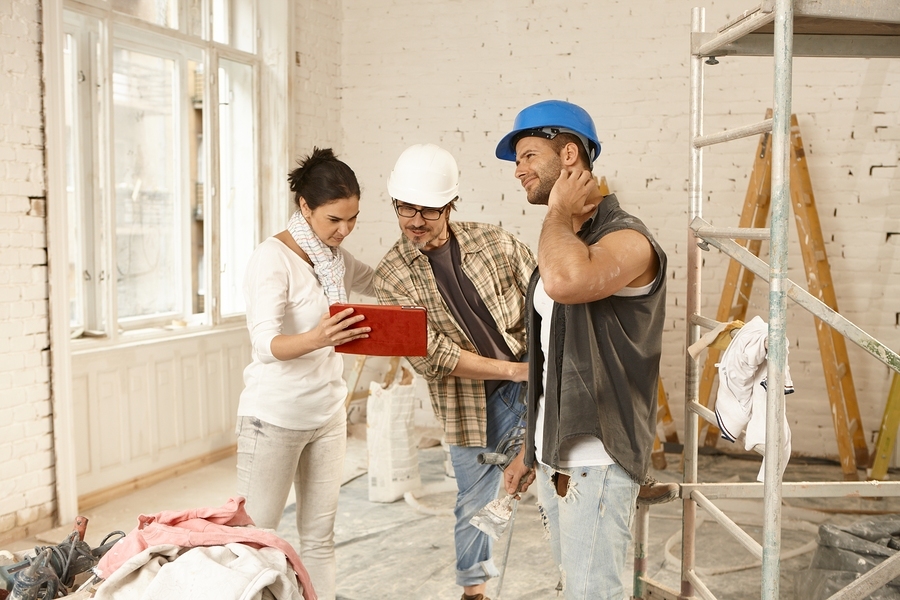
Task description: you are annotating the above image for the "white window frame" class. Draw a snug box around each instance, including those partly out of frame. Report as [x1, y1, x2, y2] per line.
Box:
[45, 0, 289, 521]
[214, 52, 260, 319]
[52, 0, 276, 346]
[62, 13, 104, 336]
[109, 31, 194, 330]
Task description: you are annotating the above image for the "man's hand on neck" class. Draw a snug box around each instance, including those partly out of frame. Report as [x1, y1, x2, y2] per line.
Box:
[547, 168, 602, 232]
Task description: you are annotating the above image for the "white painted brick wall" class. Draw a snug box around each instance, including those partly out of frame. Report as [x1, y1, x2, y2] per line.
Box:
[0, 0, 55, 541]
[337, 0, 900, 463]
[292, 0, 344, 164]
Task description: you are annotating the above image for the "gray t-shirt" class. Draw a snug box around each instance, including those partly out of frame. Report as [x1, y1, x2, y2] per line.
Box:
[425, 235, 516, 397]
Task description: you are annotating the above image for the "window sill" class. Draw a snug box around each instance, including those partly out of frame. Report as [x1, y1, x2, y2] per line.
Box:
[70, 320, 247, 354]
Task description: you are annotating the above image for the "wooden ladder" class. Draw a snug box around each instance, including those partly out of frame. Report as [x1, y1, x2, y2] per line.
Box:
[653, 378, 680, 470]
[870, 372, 900, 481]
[696, 111, 869, 480]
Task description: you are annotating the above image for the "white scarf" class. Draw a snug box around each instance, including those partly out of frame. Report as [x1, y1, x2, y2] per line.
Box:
[287, 209, 347, 304]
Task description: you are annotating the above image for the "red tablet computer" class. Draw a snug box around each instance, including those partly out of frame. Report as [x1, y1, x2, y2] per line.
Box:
[329, 303, 427, 357]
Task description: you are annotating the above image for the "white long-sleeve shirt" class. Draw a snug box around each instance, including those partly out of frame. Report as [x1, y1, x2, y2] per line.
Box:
[238, 237, 375, 430]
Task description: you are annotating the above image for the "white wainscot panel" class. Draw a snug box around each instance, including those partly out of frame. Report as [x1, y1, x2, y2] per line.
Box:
[72, 374, 91, 477]
[71, 327, 251, 497]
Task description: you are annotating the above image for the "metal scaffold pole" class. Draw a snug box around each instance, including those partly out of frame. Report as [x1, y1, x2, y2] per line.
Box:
[761, 0, 792, 595]
[641, 4, 900, 599]
[683, 7, 705, 599]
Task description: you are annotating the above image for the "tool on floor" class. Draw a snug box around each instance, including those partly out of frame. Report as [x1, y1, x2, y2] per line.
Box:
[6, 549, 56, 600]
[0, 517, 124, 598]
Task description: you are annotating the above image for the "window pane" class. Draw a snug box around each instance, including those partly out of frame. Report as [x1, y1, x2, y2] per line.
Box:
[63, 15, 106, 336]
[188, 60, 205, 314]
[63, 32, 85, 333]
[218, 59, 256, 316]
[112, 47, 181, 321]
[112, 0, 178, 29]
[213, 0, 255, 52]
[211, 0, 227, 44]
[231, 0, 255, 52]
[186, 0, 203, 38]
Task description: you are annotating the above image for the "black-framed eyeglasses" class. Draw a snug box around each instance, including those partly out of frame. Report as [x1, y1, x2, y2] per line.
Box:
[393, 200, 448, 221]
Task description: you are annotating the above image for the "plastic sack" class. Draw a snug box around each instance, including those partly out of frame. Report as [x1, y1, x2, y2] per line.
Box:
[795, 515, 900, 599]
[366, 367, 422, 503]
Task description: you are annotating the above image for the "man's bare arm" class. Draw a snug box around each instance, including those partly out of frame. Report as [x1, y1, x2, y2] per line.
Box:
[449, 349, 528, 383]
[538, 169, 658, 304]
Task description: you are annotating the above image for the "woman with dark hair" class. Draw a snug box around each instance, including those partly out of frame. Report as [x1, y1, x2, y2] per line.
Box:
[236, 147, 374, 599]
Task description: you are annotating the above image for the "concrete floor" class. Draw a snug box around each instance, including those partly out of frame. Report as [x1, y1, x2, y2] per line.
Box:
[11, 430, 900, 600]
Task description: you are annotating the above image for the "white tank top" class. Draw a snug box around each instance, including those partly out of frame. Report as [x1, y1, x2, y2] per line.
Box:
[533, 277, 652, 468]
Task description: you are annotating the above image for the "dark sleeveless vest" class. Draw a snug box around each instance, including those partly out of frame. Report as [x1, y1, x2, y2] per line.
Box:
[524, 194, 667, 483]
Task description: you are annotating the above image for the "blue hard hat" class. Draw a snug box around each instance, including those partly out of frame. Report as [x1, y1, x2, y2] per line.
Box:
[495, 100, 601, 166]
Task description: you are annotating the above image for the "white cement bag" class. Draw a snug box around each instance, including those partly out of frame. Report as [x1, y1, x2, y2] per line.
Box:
[366, 367, 421, 502]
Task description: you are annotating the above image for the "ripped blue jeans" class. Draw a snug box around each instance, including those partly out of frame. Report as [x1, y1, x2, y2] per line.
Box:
[534, 462, 638, 599]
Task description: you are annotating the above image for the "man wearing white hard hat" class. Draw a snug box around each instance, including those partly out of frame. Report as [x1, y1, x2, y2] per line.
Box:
[374, 143, 535, 600]
[498, 100, 670, 600]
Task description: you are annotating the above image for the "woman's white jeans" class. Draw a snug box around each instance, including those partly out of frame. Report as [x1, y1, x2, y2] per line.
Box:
[236, 409, 347, 600]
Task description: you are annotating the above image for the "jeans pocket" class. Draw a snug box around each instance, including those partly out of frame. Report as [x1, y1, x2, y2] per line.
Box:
[498, 381, 527, 418]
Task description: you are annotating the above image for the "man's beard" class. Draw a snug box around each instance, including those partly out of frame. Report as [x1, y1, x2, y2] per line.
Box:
[526, 176, 556, 205]
[411, 237, 431, 251]
[526, 157, 563, 206]
[406, 223, 445, 250]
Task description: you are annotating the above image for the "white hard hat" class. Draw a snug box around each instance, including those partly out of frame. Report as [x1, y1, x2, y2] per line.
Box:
[387, 143, 459, 208]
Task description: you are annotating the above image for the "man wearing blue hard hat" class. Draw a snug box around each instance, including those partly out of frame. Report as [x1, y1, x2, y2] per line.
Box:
[499, 100, 673, 599]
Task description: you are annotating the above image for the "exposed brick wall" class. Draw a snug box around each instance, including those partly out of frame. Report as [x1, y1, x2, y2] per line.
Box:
[292, 0, 343, 163]
[0, 0, 56, 543]
[337, 0, 900, 463]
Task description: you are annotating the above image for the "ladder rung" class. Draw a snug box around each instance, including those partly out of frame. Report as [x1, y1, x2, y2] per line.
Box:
[684, 569, 717, 600]
[682, 480, 900, 500]
[693, 9, 776, 57]
[717, 5, 768, 35]
[695, 225, 770, 240]
[692, 118, 773, 148]
[690, 313, 722, 331]
[688, 400, 717, 425]
[692, 491, 764, 560]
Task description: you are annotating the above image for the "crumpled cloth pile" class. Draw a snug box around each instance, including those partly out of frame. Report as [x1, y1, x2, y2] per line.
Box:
[92, 496, 315, 600]
[713, 316, 794, 482]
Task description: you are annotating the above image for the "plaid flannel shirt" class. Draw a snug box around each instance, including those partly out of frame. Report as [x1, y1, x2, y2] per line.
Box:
[374, 221, 536, 447]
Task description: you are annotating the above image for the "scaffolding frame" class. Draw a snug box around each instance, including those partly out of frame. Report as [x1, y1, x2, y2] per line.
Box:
[635, 2, 900, 599]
